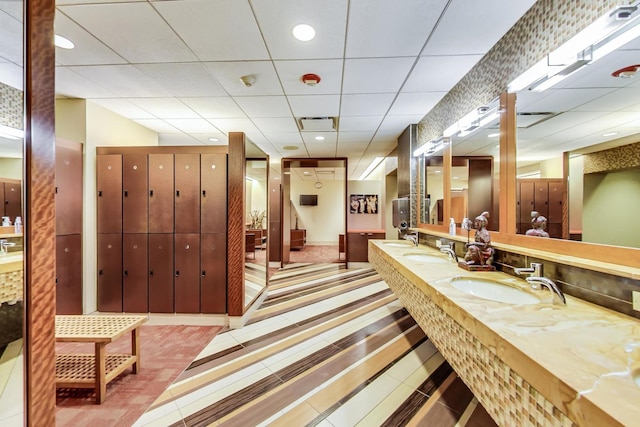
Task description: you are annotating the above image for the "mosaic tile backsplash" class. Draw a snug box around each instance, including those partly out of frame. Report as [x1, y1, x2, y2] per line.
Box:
[0, 82, 23, 130]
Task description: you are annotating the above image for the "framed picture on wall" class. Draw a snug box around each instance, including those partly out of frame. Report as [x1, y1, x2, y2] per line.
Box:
[350, 194, 378, 214]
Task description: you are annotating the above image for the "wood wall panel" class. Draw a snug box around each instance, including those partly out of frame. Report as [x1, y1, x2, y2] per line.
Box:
[24, 0, 57, 423]
[227, 132, 245, 317]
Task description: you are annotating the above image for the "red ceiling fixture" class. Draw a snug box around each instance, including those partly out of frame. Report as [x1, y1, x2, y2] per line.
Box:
[302, 73, 321, 86]
[611, 65, 640, 78]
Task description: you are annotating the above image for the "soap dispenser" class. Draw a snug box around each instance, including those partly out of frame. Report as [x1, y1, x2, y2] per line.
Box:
[449, 218, 456, 236]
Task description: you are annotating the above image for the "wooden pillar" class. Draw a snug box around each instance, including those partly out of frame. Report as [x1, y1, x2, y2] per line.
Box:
[24, 0, 57, 424]
[443, 140, 452, 227]
[562, 151, 570, 240]
[499, 92, 517, 234]
[227, 132, 245, 317]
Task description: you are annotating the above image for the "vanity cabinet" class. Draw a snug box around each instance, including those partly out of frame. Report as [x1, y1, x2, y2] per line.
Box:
[347, 231, 385, 262]
[290, 229, 306, 250]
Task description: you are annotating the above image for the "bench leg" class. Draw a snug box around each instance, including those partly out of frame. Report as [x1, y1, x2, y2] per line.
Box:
[95, 343, 106, 404]
[131, 327, 140, 374]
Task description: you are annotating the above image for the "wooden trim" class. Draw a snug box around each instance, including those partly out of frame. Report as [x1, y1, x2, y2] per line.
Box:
[443, 142, 451, 225]
[226, 132, 245, 317]
[97, 146, 228, 155]
[562, 151, 569, 240]
[24, 0, 57, 424]
[499, 92, 517, 234]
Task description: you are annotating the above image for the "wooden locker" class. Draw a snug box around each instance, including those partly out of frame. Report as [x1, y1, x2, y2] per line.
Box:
[534, 181, 549, 218]
[548, 181, 564, 223]
[123, 153, 149, 234]
[175, 154, 201, 234]
[174, 233, 200, 313]
[149, 233, 174, 313]
[123, 233, 149, 313]
[56, 143, 83, 235]
[200, 153, 227, 234]
[201, 233, 226, 314]
[0, 182, 5, 216]
[97, 233, 123, 312]
[518, 181, 535, 225]
[55, 234, 82, 314]
[149, 153, 175, 233]
[3, 182, 21, 220]
[97, 154, 123, 233]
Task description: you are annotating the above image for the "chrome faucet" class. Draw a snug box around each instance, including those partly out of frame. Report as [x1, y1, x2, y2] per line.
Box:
[515, 262, 566, 305]
[403, 231, 419, 247]
[439, 241, 458, 263]
[0, 239, 6, 255]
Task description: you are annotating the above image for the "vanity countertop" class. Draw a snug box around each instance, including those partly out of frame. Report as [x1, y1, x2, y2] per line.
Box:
[370, 240, 640, 427]
[0, 251, 23, 273]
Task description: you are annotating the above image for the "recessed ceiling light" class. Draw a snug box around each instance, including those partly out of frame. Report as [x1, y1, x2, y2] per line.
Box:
[282, 145, 299, 151]
[453, 176, 459, 179]
[315, 136, 325, 141]
[602, 132, 619, 137]
[488, 133, 500, 138]
[435, 170, 441, 174]
[54, 35, 75, 49]
[208, 137, 219, 142]
[303, 171, 310, 175]
[292, 24, 316, 41]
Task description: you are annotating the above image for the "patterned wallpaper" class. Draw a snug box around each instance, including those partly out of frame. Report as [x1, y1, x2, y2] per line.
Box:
[417, 0, 630, 145]
[0, 82, 23, 129]
[584, 141, 640, 174]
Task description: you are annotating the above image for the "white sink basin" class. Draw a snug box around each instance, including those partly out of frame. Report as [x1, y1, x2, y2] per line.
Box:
[383, 242, 411, 247]
[451, 277, 540, 305]
[403, 253, 448, 263]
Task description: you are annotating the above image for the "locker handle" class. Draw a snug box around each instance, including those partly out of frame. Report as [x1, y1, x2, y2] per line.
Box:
[124, 190, 128, 197]
[149, 270, 154, 277]
[99, 269, 103, 276]
[201, 270, 206, 277]
[149, 189, 154, 197]
[55, 187, 58, 194]
[175, 271, 180, 277]
[98, 190, 103, 197]
[176, 190, 180, 197]
[123, 270, 128, 277]
[202, 190, 206, 197]
[55, 277, 58, 284]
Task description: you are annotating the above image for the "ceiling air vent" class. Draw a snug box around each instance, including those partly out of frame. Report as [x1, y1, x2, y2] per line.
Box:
[298, 117, 337, 132]
[517, 112, 558, 128]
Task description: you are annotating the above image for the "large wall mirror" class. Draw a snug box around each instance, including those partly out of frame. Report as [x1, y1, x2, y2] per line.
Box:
[513, 35, 640, 248]
[0, 0, 24, 422]
[245, 140, 268, 309]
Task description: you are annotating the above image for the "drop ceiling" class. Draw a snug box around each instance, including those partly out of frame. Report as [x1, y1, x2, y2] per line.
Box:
[1, 0, 539, 177]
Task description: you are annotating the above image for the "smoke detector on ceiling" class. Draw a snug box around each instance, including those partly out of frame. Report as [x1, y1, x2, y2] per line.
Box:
[302, 73, 321, 86]
[612, 65, 640, 78]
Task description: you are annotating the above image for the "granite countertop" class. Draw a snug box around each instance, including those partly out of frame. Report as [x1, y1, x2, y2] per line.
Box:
[370, 240, 640, 427]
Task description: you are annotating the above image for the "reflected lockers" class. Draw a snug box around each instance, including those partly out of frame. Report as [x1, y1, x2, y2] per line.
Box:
[96, 150, 227, 314]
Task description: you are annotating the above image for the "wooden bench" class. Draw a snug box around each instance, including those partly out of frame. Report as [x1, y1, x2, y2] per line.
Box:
[55, 315, 147, 403]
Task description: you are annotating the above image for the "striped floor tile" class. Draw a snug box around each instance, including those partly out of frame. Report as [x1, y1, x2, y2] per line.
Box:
[134, 264, 497, 427]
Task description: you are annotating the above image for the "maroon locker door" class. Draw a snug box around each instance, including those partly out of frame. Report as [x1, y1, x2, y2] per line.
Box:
[123, 153, 149, 234]
[175, 154, 200, 234]
[123, 233, 149, 313]
[201, 233, 226, 314]
[534, 181, 549, 218]
[548, 180, 564, 223]
[55, 234, 83, 314]
[97, 233, 123, 312]
[174, 233, 200, 313]
[97, 154, 123, 233]
[0, 183, 5, 216]
[56, 144, 83, 235]
[149, 153, 175, 233]
[200, 153, 227, 234]
[3, 182, 21, 219]
[518, 181, 535, 225]
[149, 233, 174, 313]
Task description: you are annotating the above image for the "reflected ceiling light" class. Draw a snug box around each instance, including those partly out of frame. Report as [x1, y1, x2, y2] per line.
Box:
[245, 176, 256, 182]
[359, 157, 385, 180]
[509, 5, 640, 93]
[314, 135, 325, 141]
[208, 137, 219, 142]
[488, 133, 500, 138]
[602, 132, 619, 137]
[54, 34, 75, 49]
[292, 24, 316, 41]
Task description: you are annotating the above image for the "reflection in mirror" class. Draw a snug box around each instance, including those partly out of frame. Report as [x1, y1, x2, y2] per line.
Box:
[512, 22, 640, 248]
[422, 157, 444, 225]
[0, 0, 24, 423]
[244, 139, 268, 309]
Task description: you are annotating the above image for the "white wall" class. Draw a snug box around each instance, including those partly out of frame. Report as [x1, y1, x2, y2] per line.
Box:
[290, 179, 344, 245]
[247, 178, 267, 228]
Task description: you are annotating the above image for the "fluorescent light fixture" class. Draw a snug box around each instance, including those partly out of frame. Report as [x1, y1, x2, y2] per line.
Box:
[488, 132, 500, 138]
[54, 34, 74, 49]
[314, 135, 325, 141]
[359, 157, 385, 180]
[0, 124, 23, 140]
[443, 123, 460, 138]
[413, 137, 449, 157]
[245, 176, 256, 182]
[529, 58, 590, 92]
[292, 24, 316, 41]
[517, 171, 541, 178]
[208, 137, 219, 142]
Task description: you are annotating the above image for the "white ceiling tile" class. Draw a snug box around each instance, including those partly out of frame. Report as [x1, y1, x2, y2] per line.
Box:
[134, 119, 180, 133]
[338, 116, 383, 132]
[154, 0, 269, 61]
[158, 133, 202, 146]
[367, 140, 397, 154]
[204, 61, 283, 97]
[252, 117, 299, 133]
[301, 133, 337, 144]
[307, 145, 337, 157]
[207, 118, 260, 135]
[346, 0, 448, 58]
[404, 56, 483, 92]
[573, 88, 640, 113]
[0, 1, 23, 20]
[263, 133, 303, 145]
[518, 88, 616, 113]
[372, 130, 400, 143]
[337, 131, 375, 143]
[336, 142, 369, 155]
[0, 9, 22, 64]
[188, 133, 229, 145]
[180, 97, 246, 119]
[134, 63, 226, 97]
[89, 99, 155, 120]
[422, 0, 537, 55]
[379, 115, 425, 134]
[251, 0, 348, 60]
[287, 95, 340, 117]
[55, 11, 126, 66]
[340, 94, 396, 116]
[164, 118, 222, 134]
[67, 65, 171, 97]
[58, 2, 197, 63]
[234, 96, 292, 118]
[55, 67, 116, 98]
[274, 60, 343, 95]
[343, 58, 415, 94]
[388, 92, 445, 116]
[129, 98, 199, 119]
[0, 62, 22, 90]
